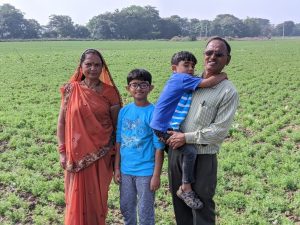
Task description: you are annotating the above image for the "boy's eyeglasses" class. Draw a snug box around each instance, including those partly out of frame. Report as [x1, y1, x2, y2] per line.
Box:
[128, 82, 150, 89]
[204, 50, 228, 58]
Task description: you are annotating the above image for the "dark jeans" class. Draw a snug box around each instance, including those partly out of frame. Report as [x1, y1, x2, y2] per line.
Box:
[168, 148, 218, 225]
[180, 144, 197, 184]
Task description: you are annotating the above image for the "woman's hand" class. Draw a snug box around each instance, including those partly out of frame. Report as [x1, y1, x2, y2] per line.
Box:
[59, 152, 66, 169]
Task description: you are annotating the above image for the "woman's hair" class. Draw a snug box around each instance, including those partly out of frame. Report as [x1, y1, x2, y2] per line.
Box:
[80, 49, 104, 65]
[171, 51, 197, 65]
[127, 69, 152, 85]
[206, 36, 231, 55]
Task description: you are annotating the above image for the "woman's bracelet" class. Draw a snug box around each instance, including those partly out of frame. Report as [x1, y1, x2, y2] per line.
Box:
[58, 143, 66, 153]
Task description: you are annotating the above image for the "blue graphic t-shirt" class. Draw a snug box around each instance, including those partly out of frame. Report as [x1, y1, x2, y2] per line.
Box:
[116, 103, 164, 176]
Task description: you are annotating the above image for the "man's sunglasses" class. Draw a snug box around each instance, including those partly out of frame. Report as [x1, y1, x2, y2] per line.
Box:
[204, 50, 228, 58]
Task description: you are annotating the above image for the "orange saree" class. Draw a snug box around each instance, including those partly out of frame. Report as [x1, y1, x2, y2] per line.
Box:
[61, 61, 121, 225]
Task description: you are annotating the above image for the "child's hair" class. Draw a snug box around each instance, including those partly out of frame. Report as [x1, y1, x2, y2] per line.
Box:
[171, 51, 197, 65]
[127, 69, 152, 85]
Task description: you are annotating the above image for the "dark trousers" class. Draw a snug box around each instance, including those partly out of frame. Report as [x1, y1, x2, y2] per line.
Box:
[168, 148, 218, 225]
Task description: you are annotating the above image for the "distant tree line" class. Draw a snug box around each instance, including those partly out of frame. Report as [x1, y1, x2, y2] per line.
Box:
[1, 4, 300, 40]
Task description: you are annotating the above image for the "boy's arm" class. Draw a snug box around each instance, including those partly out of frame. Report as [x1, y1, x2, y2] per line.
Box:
[199, 72, 227, 88]
[150, 149, 164, 191]
[113, 143, 121, 184]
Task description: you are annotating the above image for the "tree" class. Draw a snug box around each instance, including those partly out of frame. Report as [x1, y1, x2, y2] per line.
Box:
[22, 19, 42, 38]
[198, 20, 211, 38]
[87, 12, 117, 39]
[211, 14, 246, 37]
[157, 17, 181, 39]
[0, 4, 28, 38]
[46, 15, 75, 38]
[283, 21, 295, 36]
[168, 15, 190, 36]
[73, 24, 90, 38]
[243, 18, 271, 37]
[292, 23, 300, 36]
[116, 5, 160, 39]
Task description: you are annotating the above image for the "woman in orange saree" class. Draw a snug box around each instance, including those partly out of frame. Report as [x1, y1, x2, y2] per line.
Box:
[57, 49, 122, 225]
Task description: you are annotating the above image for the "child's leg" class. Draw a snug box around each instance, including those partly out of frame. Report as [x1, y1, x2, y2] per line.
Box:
[176, 146, 203, 209]
[136, 175, 155, 225]
[181, 144, 197, 192]
[120, 173, 138, 225]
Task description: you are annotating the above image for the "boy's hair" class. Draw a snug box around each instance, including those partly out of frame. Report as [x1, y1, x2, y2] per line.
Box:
[127, 69, 152, 85]
[171, 51, 197, 65]
[206, 36, 231, 55]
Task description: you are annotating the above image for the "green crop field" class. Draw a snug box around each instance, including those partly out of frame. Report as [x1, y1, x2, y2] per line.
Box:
[0, 39, 299, 225]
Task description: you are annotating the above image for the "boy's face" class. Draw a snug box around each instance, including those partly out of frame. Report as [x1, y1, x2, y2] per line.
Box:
[172, 60, 195, 75]
[126, 79, 153, 101]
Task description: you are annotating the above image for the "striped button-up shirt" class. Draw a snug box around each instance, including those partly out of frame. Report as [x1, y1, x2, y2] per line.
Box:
[181, 79, 239, 154]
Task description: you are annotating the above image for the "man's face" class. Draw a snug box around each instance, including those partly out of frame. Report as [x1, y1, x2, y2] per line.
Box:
[204, 40, 231, 75]
[172, 60, 195, 75]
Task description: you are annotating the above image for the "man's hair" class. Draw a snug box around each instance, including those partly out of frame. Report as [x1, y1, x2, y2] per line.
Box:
[206, 36, 231, 55]
[171, 51, 197, 65]
[127, 69, 152, 85]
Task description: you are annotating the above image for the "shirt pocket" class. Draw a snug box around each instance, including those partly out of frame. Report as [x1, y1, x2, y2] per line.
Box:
[194, 102, 216, 127]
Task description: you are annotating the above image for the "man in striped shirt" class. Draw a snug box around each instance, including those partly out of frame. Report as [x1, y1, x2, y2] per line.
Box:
[167, 37, 239, 225]
[150, 51, 227, 209]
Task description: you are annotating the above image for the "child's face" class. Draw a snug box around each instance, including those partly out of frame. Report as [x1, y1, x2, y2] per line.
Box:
[126, 79, 153, 101]
[172, 60, 195, 75]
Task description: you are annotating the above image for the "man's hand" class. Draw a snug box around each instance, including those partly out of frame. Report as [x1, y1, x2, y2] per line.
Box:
[166, 131, 186, 149]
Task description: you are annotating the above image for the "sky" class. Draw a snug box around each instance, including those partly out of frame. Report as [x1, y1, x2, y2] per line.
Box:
[0, 0, 299, 26]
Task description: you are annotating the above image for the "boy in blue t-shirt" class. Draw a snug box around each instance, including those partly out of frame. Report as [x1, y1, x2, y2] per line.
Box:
[114, 69, 164, 225]
[150, 51, 227, 209]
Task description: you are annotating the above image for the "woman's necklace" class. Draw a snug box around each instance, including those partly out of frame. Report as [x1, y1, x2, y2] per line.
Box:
[83, 79, 101, 91]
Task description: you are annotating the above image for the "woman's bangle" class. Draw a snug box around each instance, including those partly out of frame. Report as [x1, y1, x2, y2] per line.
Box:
[58, 144, 66, 153]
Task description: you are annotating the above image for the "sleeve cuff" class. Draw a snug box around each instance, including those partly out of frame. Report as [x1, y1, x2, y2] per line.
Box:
[184, 132, 196, 144]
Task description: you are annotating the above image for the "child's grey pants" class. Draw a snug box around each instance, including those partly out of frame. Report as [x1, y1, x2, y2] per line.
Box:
[120, 173, 155, 225]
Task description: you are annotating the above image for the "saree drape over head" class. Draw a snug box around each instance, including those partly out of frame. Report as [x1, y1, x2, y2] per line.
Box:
[60, 61, 121, 225]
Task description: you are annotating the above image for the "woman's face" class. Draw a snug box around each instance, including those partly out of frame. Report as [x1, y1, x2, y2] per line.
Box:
[81, 53, 103, 80]
[204, 40, 231, 75]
